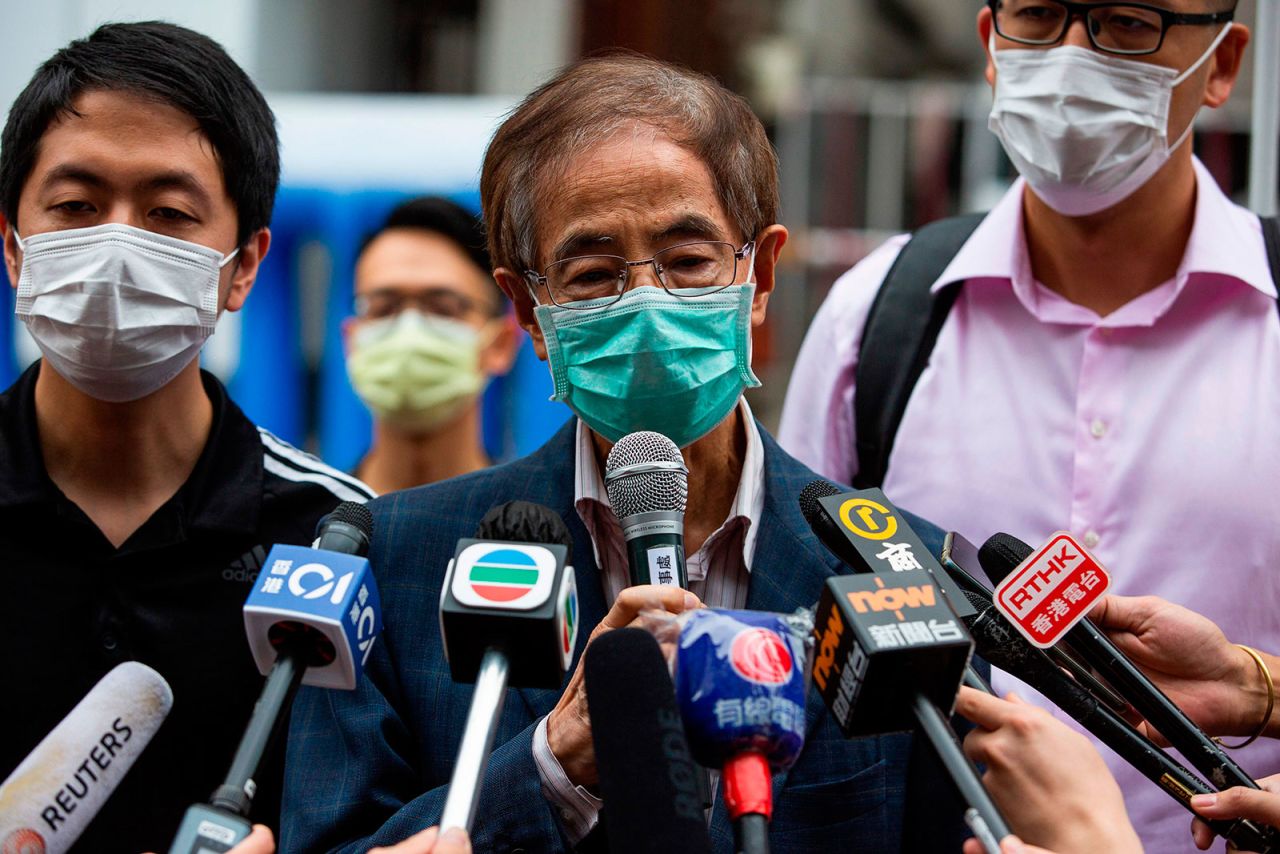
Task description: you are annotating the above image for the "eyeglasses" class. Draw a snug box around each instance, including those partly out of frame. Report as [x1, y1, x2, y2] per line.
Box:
[524, 240, 755, 309]
[988, 0, 1233, 56]
[355, 287, 491, 321]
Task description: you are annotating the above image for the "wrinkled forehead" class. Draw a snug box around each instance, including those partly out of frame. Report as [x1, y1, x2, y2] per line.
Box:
[532, 126, 735, 266]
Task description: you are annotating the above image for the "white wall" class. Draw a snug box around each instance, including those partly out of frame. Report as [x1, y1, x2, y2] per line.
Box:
[0, 0, 260, 117]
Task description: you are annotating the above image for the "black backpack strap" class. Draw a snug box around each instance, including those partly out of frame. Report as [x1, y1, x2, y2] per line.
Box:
[853, 213, 985, 489]
[1262, 215, 1280, 319]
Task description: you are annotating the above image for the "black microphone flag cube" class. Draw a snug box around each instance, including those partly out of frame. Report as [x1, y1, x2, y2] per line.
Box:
[812, 570, 973, 738]
[440, 539, 577, 689]
[816, 489, 976, 619]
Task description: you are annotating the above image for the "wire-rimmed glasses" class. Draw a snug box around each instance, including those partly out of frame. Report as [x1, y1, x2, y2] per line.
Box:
[525, 240, 755, 309]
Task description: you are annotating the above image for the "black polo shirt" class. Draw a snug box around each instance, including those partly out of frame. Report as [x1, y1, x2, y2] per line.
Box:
[0, 363, 375, 853]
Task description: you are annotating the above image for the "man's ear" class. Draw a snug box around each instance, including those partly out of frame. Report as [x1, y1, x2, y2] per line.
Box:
[494, 267, 547, 360]
[479, 313, 521, 377]
[977, 6, 996, 88]
[1, 213, 20, 289]
[223, 228, 272, 313]
[749, 224, 788, 328]
[1203, 24, 1250, 109]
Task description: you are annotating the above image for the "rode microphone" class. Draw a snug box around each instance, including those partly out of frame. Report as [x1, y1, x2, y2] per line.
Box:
[605, 431, 689, 589]
[673, 609, 809, 854]
[957, 581, 1279, 852]
[169, 501, 380, 853]
[439, 501, 579, 832]
[0, 662, 172, 854]
[811, 569, 1008, 854]
[978, 532, 1264, 796]
[585, 628, 713, 854]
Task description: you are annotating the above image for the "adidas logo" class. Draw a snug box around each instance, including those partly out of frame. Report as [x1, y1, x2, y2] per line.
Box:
[223, 545, 267, 583]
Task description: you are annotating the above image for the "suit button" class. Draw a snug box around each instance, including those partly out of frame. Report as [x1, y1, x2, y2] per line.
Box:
[101, 633, 118, 651]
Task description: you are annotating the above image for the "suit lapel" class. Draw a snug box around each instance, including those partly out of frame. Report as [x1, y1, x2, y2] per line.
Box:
[508, 420, 609, 720]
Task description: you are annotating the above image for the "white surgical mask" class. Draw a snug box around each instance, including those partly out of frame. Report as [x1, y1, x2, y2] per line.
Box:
[988, 24, 1233, 216]
[13, 222, 239, 402]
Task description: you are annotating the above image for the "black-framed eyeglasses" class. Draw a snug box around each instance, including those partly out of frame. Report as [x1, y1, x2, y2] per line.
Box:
[524, 240, 755, 309]
[988, 0, 1233, 56]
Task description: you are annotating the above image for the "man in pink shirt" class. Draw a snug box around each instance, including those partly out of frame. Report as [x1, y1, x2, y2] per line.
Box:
[779, 2, 1278, 851]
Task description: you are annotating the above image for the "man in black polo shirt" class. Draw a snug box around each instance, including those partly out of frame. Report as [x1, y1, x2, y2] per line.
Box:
[0, 22, 373, 852]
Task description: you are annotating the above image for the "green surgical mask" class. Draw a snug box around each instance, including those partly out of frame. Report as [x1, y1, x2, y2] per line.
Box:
[534, 284, 760, 448]
[347, 309, 487, 433]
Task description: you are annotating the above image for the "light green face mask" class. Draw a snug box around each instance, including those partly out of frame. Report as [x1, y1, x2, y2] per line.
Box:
[533, 284, 760, 448]
[347, 309, 487, 433]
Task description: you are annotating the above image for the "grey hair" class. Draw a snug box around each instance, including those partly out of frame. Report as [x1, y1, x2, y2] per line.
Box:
[480, 51, 779, 275]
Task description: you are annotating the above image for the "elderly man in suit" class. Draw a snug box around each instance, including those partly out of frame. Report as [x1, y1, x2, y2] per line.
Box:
[282, 53, 964, 854]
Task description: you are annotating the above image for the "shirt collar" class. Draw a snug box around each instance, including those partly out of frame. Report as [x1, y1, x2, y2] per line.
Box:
[930, 158, 1278, 309]
[1178, 157, 1277, 299]
[573, 397, 767, 571]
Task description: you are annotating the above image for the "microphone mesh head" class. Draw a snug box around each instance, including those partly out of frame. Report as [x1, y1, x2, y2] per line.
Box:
[327, 501, 374, 539]
[604, 431, 688, 517]
[797, 479, 841, 527]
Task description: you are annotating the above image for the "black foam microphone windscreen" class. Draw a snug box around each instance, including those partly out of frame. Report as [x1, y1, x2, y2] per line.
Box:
[475, 500, 574, 562]
[585, 628, 712, 854]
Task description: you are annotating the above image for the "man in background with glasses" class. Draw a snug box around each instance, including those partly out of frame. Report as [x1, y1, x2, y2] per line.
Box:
[344, 197, 518, 494]
[781, 2, 1277, 851]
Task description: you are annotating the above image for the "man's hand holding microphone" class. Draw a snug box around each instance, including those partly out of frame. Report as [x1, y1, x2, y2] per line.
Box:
[546, 585, 703, 786]
[953, 590, 1280, 853]
[1090, 594, 1279, 745]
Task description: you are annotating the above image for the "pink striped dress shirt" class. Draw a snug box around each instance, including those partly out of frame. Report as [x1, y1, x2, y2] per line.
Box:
[779, 159, 1280, 853]
[532, 401, 766, 842]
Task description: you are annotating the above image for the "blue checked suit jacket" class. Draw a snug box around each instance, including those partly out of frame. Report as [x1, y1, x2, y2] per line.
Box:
[282, 420, 967, 853]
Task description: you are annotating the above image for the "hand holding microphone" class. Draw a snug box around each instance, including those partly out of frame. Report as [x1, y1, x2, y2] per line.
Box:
[546, 584, 702, 786]
[977, 533, 1265, 796]
[1192, 775, 1280, 851]
[1090, 594, 1280, 744]
[955, 687, 1142, 854]
[947, 534, 1279, 851]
